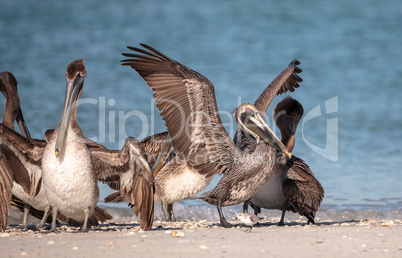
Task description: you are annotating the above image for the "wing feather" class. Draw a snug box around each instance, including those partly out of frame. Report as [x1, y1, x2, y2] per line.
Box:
[254, 59, 302, 114]
[122, 44, 236, 177]
[0, 158, 13, 231]
[0, 124, 45, 231]
[91, 137, 154, 230]
[235, 60, 302, 152]
[0, 124, 43, 196]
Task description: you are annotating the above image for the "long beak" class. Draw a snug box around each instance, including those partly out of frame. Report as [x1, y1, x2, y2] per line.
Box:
[244, 112, 292, 159]
[16, 107, 31, 139]
[152, 135, 172, 177]
[55, 75, 84, 157]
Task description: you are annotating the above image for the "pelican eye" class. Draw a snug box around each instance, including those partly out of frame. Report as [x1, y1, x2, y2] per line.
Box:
[245, 107, 254, 114]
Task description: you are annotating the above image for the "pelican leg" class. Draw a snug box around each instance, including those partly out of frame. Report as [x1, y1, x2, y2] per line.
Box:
[49, 207, 58, 232]
[81, 208, 90, 232]
[21, 203, 30, 229]
[161, 200, 170, 221]
[217, 201, 232, 228]
[252, 204, 261, 216]
[307, 215, 315, 225]
[167, 203, 175, 221]
[278, 205, 287, 226]
[38, 205, 51, 228]
[242, 201, 249, 213]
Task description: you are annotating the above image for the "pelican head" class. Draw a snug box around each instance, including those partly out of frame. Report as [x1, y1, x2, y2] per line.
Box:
[0, 72, 30, 138]
[234, 103, 291, 158]
[55, 59, 86, 157]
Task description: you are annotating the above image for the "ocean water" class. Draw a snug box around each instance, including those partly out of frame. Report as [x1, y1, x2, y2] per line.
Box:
[1, 0, 401, 222]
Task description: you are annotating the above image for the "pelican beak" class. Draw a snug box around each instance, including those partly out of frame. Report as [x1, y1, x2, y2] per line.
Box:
[243, 111, 292, 159]
[16, 107, 31, 139]
[152, 136, 172, 177]
[55, 74, 85, 157]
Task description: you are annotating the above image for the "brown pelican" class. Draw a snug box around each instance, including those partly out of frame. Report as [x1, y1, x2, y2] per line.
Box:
[0, 71, 113, 230]
[0, 71, 51, 229]
[0, 71, 32, 231]
[242, 96, 324, 225]
[105, 131, 212, 222]
[41, 59, 155, 231]
[121, 44, 292, 227]
[108, 51, 303, 222]
[0, 61, 154, 231]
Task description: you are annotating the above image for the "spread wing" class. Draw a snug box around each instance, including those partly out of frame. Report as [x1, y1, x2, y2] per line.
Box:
[104, 131, 175, 209]
[0, 153, 13, 231]
[254, 59, 302, 114]
[140, 131, 174, 168]
[0, 124, 44, 196]
[234, 60, 302, 153]
[122, 44, 238, 178]
[0, 124, 44, 232]
[90, 137, 154, 230]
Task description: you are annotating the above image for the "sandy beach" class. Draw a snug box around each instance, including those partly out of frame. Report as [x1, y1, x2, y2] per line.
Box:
[1, 218, 401, 258]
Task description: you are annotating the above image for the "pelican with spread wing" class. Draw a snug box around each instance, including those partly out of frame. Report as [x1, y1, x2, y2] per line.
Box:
[121, 44, 292, 227]
[108, 56, 303, 221]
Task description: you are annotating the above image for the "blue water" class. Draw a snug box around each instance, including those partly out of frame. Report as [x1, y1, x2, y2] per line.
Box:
[1, 0, 401, 221]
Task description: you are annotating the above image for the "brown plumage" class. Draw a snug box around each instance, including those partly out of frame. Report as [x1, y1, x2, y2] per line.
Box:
[234, 59, 302, 151]
[254, 59, 302, 111]
[92, 137, 154, 230]
[107, 51, 303, 222]
[1, 62, 151, 231]
[242, 97, 324, 225]
[121, 44, 291, 227]
[0, 71, 35, 231]
[104, 130, 214, 221]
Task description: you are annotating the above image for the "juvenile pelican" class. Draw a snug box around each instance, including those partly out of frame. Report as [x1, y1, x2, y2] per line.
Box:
[108, 48, 302, 222]
[0, 71, 113, 230]
[121, 44, 291, 227]
[0, 71, 32, 231]
[242, 97, 324, 225]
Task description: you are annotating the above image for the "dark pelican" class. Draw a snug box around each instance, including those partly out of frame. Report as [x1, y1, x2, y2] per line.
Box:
[0, 71, 32, 231]
[0, 60, 154, 231]
[0, 71, 113, 230]
[242, 96, 324, 225]
[107, 49, 303, 222]
[121, 44, 292, 227]
[1, 71, 53, 229]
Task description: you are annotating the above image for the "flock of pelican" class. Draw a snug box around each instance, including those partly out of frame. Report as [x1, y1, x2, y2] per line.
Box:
[0, 44, 323, 232]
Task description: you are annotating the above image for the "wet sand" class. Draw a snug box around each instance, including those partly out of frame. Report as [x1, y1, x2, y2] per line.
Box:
[1, 218, 401, 257]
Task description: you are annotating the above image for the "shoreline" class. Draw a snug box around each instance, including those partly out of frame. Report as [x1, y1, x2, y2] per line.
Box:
[1, 218, 401, 257]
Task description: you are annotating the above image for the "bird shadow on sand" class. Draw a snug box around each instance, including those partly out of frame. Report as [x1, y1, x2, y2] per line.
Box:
[6, 219, 365, 234]
[252, 219, 362, 228]
[210, 219, 364, 230]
